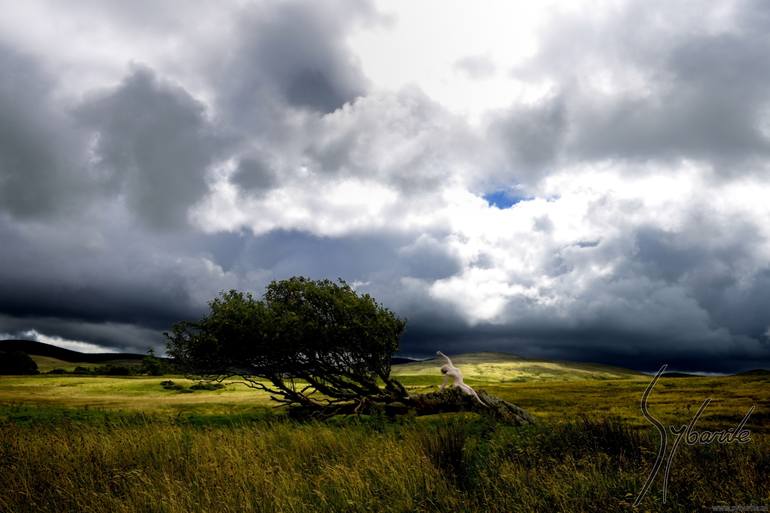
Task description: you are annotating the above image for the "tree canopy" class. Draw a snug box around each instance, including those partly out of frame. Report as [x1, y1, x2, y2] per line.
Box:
[166, 277, 408, 412]
[0, 351, 39, 375]
[166, 276, 533, 424]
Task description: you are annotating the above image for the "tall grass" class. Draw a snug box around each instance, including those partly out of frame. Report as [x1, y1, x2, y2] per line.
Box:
[1, 412, 767, 512]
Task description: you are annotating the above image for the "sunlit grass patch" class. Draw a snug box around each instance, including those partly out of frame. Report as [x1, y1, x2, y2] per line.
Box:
[0, 375, 276, 414]
[1, 411, 767, 512]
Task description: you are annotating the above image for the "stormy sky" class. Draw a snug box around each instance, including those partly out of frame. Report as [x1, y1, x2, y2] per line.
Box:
[2, 0, 770, 372]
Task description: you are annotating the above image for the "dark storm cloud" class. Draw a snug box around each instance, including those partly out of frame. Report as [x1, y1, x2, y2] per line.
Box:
[231, 156, 279, 192]
[0, 213, 462, 353]
[0, 45, 89, 219]
[490, 95, 567, 183]
[0, 314, 167, 353]
[204, 0, 384, 196]
[449, 0, 770, 370]
[498, 0, 770, 184]
[632, 220, 770, 340]
[400, 303, 770, 373]
[0, 44, 227, 349]
[0, 268, 196, 330]
[390, 186, 770, 373]
[398, 236, 462, 281]
[231, 230, 460, 283]
[215, 0, 373, 130]
[77, 66, 223, 229]
[232, 230, 400, 280]
[0, 215, 209, 330]
[0, 1, 385, 354]
[3, 0, 770, 374]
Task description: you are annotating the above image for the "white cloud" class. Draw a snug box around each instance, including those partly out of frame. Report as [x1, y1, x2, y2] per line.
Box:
[2, 0, 770, 370]
[192, 175, 401, 236]
[1, 329, 115, 353]
[349, 0, 557, 119]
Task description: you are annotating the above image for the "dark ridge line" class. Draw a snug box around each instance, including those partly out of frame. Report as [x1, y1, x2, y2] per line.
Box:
[0, 339, 146, 363]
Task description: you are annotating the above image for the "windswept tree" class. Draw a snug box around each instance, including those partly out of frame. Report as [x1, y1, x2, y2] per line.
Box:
[166, 277, 409, 414]
[166, 276, 533, 424]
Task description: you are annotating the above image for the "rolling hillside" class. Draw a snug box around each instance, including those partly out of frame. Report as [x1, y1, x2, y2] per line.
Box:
[0, 339, 146, 372]
[2, 340, 688, 382]
[391, 351, 645, 383]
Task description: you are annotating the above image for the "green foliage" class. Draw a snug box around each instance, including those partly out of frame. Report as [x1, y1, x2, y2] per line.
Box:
[415, 416, 497, 489]
[141, 350, 165, 376]
[160, 380, 184, 391]
[188, 382, 225, 391]
[165, 277, 408, 408]
[0, 351, 39, 375]
[415, 418, 472, 486]
[159, 380, 226, 393]
[102, 365, 132, 376]
[47, 364, 135, 376]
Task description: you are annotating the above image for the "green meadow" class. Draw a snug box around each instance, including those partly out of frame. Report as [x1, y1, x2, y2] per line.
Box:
[1, 354, 768, 512]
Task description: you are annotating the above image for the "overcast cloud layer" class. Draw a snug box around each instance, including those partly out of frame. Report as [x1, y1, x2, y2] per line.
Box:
[1, 0, 770, 371]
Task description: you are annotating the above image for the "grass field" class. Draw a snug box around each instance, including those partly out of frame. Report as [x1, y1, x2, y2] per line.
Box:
[392, 352, 644, 384]
[28, 355, 146, 373]
[1, 356, 768, 512]
[0, 375, 274, 415]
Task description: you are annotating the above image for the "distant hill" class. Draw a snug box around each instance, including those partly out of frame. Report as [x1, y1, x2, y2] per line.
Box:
[391, 351, 644, 383]
[390, 356, 425, 365]
[0, 339, 145, 363]
[1, 341, 651, 382]
[734, 369, 770, 377]
[2, 340, 422, 367]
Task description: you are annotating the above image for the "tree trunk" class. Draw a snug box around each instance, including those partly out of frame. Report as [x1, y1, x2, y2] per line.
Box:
[287, 387, 535, 426]
[405, 387, 534, 425]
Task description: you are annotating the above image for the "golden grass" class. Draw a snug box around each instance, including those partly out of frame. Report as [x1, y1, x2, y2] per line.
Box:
[1, 353, 765, 512]
[0, 420, 458, 513]
[481, 374, 770, 433]
[392, 352, 644, 384]
[0, 375, 274, 414]
[1, 371, 768, 431]
[0, 367, 768, 512]
[1, 412, 767, 512]
[28, 355, 142, 372]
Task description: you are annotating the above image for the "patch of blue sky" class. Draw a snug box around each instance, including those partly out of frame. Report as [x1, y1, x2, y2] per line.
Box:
[483, 189, 530, 209]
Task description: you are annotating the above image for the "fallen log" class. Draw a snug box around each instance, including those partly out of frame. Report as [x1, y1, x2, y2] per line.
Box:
[287, 387, 535, 425]
[406, 387, 535, 425]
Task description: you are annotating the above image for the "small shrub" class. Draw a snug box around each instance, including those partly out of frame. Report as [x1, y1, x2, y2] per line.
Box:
[189, 382, 225, 391]
[415, 418, 474, 487]
[104, 365, 131, 376]
[141, 351, 166, 375]
[160, 380, 184, 391]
